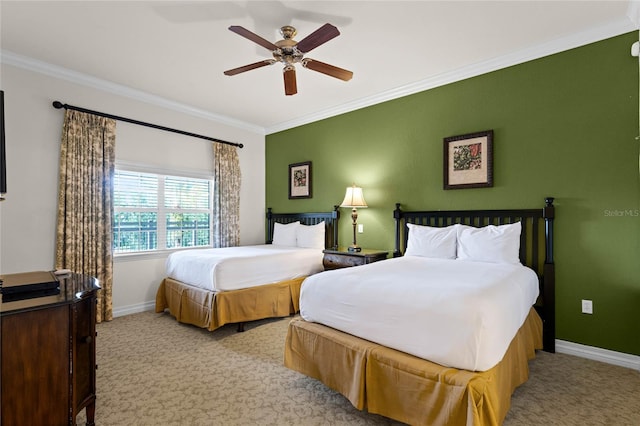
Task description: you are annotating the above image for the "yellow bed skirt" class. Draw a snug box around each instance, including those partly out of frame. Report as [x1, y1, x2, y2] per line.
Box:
[156, 276, 305, 331]
[284, 307, 542, 426]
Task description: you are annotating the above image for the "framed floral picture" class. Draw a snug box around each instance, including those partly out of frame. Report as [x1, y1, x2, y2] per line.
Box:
[443, 130, 493, 190]
[288, 161, 312, 199]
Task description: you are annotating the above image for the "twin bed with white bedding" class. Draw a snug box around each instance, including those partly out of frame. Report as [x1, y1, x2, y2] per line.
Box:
[165, 245, 324, 292]
[285, 199, 556, 425]
[155, 208, 339, 331]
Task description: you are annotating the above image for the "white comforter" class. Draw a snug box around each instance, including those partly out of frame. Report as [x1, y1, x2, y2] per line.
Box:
[299, 256, 539, 371]
[166, 245, 324, 292]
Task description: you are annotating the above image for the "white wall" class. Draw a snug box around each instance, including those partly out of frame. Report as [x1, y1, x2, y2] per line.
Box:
[0, 63, 266, 315]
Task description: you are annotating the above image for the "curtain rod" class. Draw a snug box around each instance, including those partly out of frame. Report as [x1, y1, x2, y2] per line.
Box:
[52, 101, 243, 149]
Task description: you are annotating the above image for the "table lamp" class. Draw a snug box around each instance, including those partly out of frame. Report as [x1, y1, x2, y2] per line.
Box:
[340, 184, 367, 252]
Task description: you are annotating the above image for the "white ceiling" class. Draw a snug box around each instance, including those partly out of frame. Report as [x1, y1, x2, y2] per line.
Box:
[1, 1, 638, 135]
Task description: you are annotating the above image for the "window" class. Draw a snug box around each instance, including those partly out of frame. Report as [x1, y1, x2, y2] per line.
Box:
[113, 169, 213, 254]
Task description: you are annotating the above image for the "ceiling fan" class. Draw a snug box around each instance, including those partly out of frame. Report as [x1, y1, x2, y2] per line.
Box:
[223, 23, 353, 96]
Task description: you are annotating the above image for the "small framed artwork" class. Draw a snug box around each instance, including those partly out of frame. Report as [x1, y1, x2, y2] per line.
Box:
[288, 161, 312, 199]
[443, 130, 494, 190]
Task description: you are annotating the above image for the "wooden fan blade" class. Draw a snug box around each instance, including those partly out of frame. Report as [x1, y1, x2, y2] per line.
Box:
[224, 60, 275, 76]
[229, 26, 278, 51]
[295, 23, 340, 53]
[302, 59, 353, 81]
[283, 66, 297, 96]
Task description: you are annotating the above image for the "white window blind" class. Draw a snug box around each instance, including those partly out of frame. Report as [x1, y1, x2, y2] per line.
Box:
[114, 171, 158, 208]
[113, 169, 213, 254]
[163, 176, 211, 249]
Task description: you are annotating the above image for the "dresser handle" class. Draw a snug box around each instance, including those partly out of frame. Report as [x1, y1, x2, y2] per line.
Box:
[81, 335, 93, 344]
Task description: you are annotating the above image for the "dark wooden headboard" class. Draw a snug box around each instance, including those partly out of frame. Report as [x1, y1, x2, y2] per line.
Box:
[393, 198, 556, 353]
[265, 206, 340, 250]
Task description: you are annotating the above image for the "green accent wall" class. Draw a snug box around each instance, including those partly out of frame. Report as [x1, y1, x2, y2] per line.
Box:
[266, 32, 640, 356]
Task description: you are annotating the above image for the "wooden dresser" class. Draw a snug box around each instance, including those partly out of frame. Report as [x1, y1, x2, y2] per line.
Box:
[0, 272, 100, 426]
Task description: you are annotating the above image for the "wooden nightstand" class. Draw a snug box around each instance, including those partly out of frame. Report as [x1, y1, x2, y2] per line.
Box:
[322, 248, 388, 270]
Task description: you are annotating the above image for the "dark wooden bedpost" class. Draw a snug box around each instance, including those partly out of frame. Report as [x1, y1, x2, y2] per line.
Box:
[331, 205, 340, 250]
[543, 198, 555, 264]
[265, 208, 274, 244]
[393, 203, 402, 257]
[543, 197, 556, 353]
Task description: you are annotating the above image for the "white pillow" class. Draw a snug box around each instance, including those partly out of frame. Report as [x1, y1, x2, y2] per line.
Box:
[272, 221, 300, 246]
[456, 222, 522, 264]
[296, 221, 326, 249]
[404, 223, 457, 259]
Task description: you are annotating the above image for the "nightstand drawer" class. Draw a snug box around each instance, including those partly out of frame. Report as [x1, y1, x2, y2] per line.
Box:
[322, 248, 388, 270]
[323, 253, 365, 269]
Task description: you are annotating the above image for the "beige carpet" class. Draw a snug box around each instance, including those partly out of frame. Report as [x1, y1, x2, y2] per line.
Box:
[77, 311, 640, 426]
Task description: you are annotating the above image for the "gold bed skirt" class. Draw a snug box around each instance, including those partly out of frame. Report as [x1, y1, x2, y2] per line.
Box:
[155, 276, 305, 331]
[284, 307, 543, 426]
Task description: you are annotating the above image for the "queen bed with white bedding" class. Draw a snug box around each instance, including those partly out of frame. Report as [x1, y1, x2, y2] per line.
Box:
[300, 255, 539, 372]
[284, 199, 555, 425]
[156, 208, 339, 331]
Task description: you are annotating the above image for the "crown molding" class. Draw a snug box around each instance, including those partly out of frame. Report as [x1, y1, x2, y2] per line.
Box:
[0, 49, 265, 135]
[265, 16, 637, 134]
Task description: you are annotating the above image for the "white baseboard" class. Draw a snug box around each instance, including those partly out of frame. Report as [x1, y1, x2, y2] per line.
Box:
[556, 339, 640, 371]
[113, 301, 156, 318]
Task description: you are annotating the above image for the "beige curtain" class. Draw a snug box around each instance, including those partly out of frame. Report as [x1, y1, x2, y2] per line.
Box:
[55, 110, 116, 323]
[213, 142, 241, 247]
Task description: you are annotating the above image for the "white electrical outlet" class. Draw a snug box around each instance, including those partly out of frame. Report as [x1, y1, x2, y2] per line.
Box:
[581, 299, 593, 314]
[357, 224, 364, 233]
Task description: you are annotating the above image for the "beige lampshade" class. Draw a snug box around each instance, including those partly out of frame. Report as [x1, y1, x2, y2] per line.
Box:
[340, 185, 367, 208]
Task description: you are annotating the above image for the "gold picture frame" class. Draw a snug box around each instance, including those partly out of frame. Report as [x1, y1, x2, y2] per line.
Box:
[444, 130, 493, 190]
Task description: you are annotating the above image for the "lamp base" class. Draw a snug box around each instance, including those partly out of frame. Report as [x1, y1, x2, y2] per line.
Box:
[347, 245, 362, 252]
